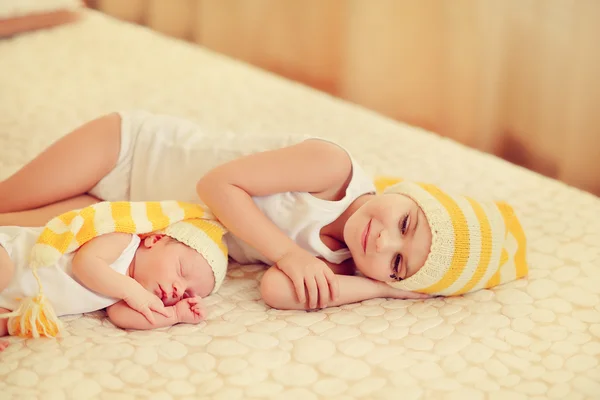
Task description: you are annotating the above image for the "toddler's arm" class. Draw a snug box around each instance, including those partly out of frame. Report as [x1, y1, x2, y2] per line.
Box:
[260, 264, 429, 310]
[197, 140, 351, 306]
[197, 140, 352, 266]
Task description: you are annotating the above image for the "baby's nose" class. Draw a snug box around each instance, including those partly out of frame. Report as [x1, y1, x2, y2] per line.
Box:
[172, 283, 182, 299]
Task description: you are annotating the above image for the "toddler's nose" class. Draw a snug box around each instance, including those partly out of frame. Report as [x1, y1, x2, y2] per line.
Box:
[376, 230, 389, 252]
[376, 229, 402, 253]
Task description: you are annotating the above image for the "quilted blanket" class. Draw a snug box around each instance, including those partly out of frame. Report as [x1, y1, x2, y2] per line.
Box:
[0, 9, 599, 400]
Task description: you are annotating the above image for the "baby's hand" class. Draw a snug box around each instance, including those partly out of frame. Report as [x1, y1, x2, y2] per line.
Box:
[276, 250, 339, 309]
[122, 281, 170, 324]
[175, 297, 206, 324]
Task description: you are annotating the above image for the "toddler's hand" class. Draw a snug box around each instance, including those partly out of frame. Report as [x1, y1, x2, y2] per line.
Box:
[175, 296, 206, 324]
[276, 251, 339, 309]
[122, 281, 170, 324]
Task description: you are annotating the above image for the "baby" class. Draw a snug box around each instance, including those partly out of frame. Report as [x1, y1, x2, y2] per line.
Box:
[0, 201, 228, 351]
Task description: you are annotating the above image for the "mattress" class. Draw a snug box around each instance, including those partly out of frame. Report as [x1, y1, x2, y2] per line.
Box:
[1, 9, 599, 400]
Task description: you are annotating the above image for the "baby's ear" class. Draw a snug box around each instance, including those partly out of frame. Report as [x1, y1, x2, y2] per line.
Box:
[142, 234, 166, 248]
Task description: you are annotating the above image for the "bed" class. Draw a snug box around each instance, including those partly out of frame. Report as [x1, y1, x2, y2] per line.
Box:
[1, 9, 599, 400]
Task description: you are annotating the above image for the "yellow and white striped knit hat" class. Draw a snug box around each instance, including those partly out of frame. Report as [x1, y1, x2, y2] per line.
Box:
[0, 201, 228, 338]
[377, 179, 528, 296]
[30, 201, 229, 295]
[159, 218, 228, 294]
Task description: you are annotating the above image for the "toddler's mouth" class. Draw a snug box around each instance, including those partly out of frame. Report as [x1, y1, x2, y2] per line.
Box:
[362, 219, 372, 254]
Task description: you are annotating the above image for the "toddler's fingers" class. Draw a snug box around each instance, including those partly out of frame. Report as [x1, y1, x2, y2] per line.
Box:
[315, 274, 330, 308]
[305, 277, 319, 309]
[325, 269, 339, 301]
[292, 277, 306, 304]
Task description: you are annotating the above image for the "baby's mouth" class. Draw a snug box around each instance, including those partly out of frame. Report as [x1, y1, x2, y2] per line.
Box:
[157, 284, 167, 301]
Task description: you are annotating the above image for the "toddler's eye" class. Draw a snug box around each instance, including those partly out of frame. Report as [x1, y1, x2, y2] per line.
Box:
[400, 213, 410, 235]
[389, 254, 403, 281]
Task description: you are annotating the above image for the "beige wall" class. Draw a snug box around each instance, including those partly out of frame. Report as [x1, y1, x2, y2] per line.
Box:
[95, 0, 600, 195]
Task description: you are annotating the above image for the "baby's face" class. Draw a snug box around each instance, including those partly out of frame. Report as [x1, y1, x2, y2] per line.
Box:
[133, 235, 215, 306]
[344, 193, 432, 283]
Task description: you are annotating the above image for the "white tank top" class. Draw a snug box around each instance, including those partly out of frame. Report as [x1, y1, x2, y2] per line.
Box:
[0, 226, 140, 316]
[107, 112, 376, 266]
[226, 139, 376, 265]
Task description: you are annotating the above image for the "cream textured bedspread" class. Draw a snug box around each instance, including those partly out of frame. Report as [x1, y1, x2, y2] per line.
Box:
[1, 10, 599, 400]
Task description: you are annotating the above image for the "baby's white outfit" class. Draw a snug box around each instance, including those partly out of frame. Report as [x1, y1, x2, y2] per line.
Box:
[89, 110, 376, 265]
[0, 226, 140, 316]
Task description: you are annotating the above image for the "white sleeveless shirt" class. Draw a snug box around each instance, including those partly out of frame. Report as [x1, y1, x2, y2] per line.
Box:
[225, 140, 376, 265]
[0, 226, 140, 316]
[89, 111, 376, 266]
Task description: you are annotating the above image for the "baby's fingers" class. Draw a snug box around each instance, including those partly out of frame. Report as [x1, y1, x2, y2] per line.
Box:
[150, 302, 170, 317]
[140, 307, 156, 324]
[187, 296, 201, 305]
[192, 304, 207, 319]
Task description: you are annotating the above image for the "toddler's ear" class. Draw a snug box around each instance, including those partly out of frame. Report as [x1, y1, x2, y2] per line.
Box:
[142, 234, 166, 248]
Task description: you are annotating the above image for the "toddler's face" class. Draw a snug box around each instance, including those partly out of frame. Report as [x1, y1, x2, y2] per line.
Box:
[344, 193, 432, 283]
[132, 235, 215, 306]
